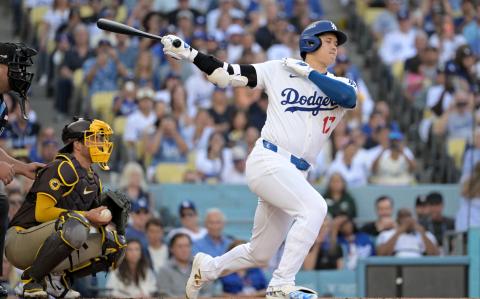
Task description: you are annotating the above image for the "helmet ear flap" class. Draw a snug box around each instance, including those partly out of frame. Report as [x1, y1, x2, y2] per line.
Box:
[299, 35, 321, 60]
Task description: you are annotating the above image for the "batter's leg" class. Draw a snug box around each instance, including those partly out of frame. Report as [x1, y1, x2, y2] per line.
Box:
[249, 164, 327, 287]
[201, 198, 293, 280]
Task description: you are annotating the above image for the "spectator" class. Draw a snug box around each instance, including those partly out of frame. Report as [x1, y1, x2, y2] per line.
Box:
[170, 85, 193, 133]
[379, 11, 417, 66]
[193, 208, 233, 257]
[377, 208, 439, 257]
[146, 218, 168, 272]
[55, 23, 94, 117]
[106, 239, 157, 298]
[228, 110, 248, 147]
[114, 32, 139, 72]
[118, 162, 153, 210]
[206, 0, 243, 35]
[167, 200, 207, 242]
[244, 126, 260, 154]
[415, 195, 432, 229]
[134, 50, 161, 90]
[185, 68, 216, 117]
[112, 80, 138, 117]
[184, 109, 215, 151]
[220, 240, 267, 296]
[456, 162, 480, 232]
[327, 141, 369, 187]
[157, 233, 213, 297]
[208, 88, 236, 135]
[196, 132, 232, 182]
[370, 132, 416, 185]
[147, 115, 189, 172]
[1, 104, 41, 150]
[360, 196, 396, 237]
[123, 87, 157, 161]
[303, 215, 343, 270]
[433, 90, 475, 143]
[221, 146, 247, 184]
[125, 198, 151, 251]
[31, 139, 58, 164]
[445, 45, 478, 91]
[333, 215, 375, 270]
[461, 130, 480, 181]
[404, 31, 429, 74]
[428, 16, 467, 65]
[426, 192, 454, 247]
[323, 172, 357, 219]
[371, 0, 401, 40]
[167, 0, 201, 25]
[83, 38, 129, 97]
[462, 4, 480, 55]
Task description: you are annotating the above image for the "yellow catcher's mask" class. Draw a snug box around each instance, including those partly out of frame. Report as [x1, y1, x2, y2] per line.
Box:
[60, 118, 114, 170]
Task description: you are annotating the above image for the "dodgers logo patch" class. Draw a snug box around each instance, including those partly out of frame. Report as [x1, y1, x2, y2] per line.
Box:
[280, 88, 338, 116]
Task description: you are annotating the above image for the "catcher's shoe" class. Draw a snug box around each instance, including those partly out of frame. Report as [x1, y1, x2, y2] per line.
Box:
[266, 285, 318, 299]
[17, 274, 47, 298]
[46, 274, 81, 298]
[185, 252, 213, 299]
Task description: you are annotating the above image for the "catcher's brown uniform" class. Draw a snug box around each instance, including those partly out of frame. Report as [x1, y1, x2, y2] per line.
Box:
[5, 118, 126, 298]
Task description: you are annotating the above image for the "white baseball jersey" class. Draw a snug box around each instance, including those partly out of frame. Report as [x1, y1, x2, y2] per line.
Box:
[253, 60, 358, 164]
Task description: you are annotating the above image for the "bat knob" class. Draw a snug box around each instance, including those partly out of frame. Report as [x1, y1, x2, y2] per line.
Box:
[172, 39, 182, 48]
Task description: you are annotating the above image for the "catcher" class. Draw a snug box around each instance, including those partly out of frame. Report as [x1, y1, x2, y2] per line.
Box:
[5, 118, 130, 298]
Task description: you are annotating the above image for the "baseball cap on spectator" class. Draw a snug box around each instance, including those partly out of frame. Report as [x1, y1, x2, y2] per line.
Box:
[193, 30, 208, 41]
[397, 10, 409, 21]
[136, 87, 155, 100]
[226, 24, 245, 38]
[389, 131, 404, 141]
[177, 10, 194, 21]
[415, 195, 428, 207]
[179, 200, 197, 216]
[426, 192, 443, 205]
[96, 38, 112, 48]
[230, 10, 245, 20]
[232, 146, 247, 161]
[131, 197, 150, 213]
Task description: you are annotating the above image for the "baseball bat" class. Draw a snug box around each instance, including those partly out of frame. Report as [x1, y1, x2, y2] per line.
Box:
[96, 18, 181, 47]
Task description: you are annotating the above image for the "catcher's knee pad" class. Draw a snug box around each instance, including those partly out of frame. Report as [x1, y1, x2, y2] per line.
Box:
[57, 212, 90, 249]
[101, 228, 126, 268]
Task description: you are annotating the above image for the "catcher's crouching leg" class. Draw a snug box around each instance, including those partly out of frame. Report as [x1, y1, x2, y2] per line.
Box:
[66, 228, 126, 279]
[21, 212, 89, 297]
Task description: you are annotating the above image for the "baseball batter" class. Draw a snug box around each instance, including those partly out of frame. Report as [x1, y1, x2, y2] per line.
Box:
[161, 20, 357, 299]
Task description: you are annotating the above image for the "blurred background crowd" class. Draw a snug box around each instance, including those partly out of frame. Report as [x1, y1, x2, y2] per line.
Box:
[0, 0, 480, 297]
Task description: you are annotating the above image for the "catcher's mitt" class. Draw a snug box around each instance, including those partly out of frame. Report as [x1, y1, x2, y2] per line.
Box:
[100, 190, 131, 235]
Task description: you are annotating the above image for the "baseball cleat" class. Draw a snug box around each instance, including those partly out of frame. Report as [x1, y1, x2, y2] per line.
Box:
[46, 274, 81, 298]
[16, 280, 47, 298]
[185, 252, 212, 299]
[266, 285, 318, 299]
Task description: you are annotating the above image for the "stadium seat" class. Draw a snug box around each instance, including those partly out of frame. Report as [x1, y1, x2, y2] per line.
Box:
[364, 7, 385, 26]
[392, 61, 404, 81]
[91, 91, 116, 124]
[29, 6, 49, 29]
[79, 5, 93, 18]
[447, 138, 467, 169]
[112, 116, 127, 135]
[154, 163, 188, 183]
[73, 69, 84, 88]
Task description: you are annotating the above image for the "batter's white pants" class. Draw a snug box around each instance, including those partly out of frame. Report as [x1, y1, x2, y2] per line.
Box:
[201, 139, 328, 286]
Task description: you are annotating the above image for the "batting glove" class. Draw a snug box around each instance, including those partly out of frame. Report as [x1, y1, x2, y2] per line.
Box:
[161, 34, 198, 62]
[282, 58, 313, 77]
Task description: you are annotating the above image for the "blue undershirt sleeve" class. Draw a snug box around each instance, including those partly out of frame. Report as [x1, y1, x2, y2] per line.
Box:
[307, 71, 357, 108]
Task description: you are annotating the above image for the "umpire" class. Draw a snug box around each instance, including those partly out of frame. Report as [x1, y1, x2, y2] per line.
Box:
[6, 118, 129, 298]
[0, 42, 44, 297]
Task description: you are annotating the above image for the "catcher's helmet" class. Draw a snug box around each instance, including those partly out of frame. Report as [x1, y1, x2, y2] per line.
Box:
[299, 20, 347, 60]
[60, 117, 114, 170]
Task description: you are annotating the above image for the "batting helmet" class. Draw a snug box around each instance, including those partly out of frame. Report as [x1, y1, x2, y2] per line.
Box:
[299, 20, 347, 59]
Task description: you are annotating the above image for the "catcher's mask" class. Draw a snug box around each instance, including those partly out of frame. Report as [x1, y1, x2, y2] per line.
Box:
[59, 118, 114, 170]
[0, 43, 37, 120]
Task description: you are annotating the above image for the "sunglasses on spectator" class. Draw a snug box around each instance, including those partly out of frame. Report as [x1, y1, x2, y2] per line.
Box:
[9, 200, 22, 206]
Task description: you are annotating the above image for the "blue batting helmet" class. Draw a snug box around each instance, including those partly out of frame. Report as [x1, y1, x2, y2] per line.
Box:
[299, 20, 347, 59]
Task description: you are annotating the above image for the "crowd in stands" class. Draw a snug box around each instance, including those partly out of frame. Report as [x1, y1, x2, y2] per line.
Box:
[1, 0, 480, 297]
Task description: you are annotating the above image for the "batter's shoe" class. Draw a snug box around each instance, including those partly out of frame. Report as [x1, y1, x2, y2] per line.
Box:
[266, 285, 318, 299]
[185, 252, 213, 299]
[46, 274, 81, 298]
